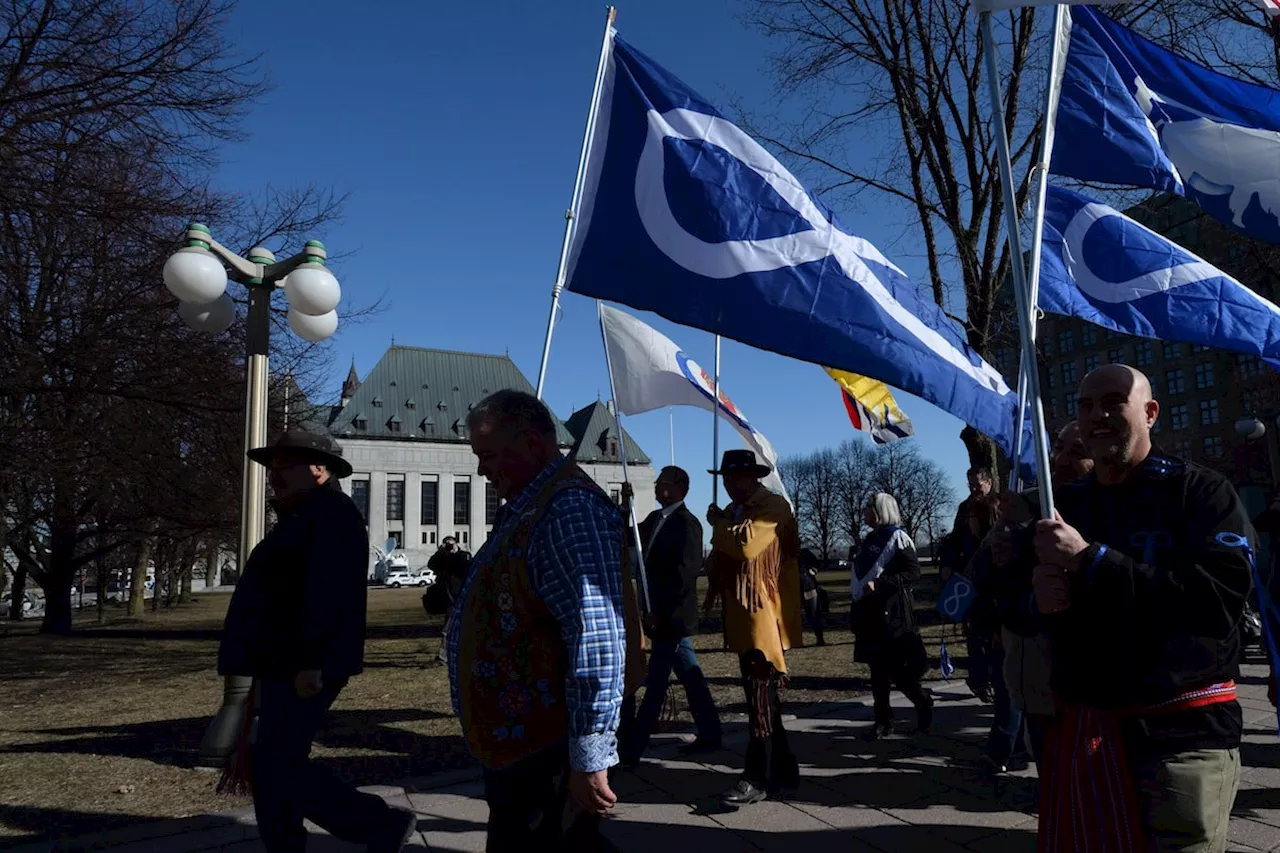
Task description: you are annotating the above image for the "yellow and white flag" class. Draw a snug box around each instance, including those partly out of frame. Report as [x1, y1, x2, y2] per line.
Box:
[824, 368, 914, 444]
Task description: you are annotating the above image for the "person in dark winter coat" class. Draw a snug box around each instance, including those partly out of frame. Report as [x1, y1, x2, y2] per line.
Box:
[621, 466, 722, 765]
[799, 549, 827, 646]
[218, 430, 415, 853]
[851, 492, 932, 739]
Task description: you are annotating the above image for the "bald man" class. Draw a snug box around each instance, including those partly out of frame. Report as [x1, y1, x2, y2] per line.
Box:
[1033, 364, 1255, 852]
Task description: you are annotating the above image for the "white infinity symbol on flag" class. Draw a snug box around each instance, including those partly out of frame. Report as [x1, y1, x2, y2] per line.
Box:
[940, 576, 973, 620]
[632, 107, 1012, 396]
[1060, 202, 1261, 306]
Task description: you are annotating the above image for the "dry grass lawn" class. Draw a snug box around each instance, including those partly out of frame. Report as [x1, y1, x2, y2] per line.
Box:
[0, 568, 958, 844]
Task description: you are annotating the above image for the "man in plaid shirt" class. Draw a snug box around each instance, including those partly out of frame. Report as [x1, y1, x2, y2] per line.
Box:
[446, 390, 631, 849]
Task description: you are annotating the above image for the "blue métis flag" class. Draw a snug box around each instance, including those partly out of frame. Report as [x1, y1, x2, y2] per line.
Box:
[1053, 6, 1280, 244]
[565, 36, 1029, 467]
[1038, 185, 1280, 358]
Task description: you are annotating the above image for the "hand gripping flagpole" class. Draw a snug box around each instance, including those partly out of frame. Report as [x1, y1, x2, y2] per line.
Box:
[535, 6, 617, 400]
[711, 335, 722, 505]
[1009, 4, 1070, 492]
[982, 9, 1055, 519]
[598, 300, 653, 613]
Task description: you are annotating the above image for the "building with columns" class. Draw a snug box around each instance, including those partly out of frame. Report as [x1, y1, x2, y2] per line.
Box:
[324, 345, 654, 573]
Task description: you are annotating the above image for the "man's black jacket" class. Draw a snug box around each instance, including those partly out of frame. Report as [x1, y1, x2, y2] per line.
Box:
[219, 479, 370, 680]
[637, 503, 703, 641]
[1050, 455, 1255, 754]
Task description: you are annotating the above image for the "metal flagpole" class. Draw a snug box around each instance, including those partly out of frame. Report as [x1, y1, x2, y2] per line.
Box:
[981, 10, 1055, 519]
[1009, 4, 1070, 492]
[598, 300, 653, 612]
[711, 335, 722, 505]
[535, 6, 617, 400]
[669, 407, 675, 466]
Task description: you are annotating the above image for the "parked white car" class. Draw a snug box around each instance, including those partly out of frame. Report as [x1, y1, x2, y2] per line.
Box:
[386, 569, 434, 588]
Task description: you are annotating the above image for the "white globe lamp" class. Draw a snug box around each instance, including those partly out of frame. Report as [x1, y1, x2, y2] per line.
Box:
[288, 308, 338, 342]
[284, 263, 341, 316]
[177, 293, 236, 334]
[164, 246, 228, 305]
[1236, 417, 1266, 441]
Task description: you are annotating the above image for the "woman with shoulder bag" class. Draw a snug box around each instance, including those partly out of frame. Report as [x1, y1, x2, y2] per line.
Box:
[850, 493, 932, 740]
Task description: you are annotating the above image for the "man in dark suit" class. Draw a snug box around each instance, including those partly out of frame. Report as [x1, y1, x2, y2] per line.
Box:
[621, 466, 722, 766]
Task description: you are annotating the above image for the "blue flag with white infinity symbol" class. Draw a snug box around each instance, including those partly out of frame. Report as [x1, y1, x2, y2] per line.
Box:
[1038, 185, 1280, 359]
[565, 35, 1031, 470]
[1053, 6, 1280, 244]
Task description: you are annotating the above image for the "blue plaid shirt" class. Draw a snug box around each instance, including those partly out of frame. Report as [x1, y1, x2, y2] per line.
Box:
[447, 457, 626, 773]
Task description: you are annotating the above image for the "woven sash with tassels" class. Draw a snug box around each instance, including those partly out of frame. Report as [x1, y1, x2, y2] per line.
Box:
[216, 682, 258, 796]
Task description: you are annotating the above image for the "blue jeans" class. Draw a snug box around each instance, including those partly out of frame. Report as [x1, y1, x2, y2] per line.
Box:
[624, 637, 721, 760]
[985, 646, 1026, 767]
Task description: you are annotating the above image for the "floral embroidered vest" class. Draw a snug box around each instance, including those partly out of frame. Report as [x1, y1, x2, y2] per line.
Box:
[456, 462, 611, 770]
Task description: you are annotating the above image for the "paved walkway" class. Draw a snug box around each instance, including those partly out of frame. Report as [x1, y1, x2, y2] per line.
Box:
[11, 663, 1280, 853]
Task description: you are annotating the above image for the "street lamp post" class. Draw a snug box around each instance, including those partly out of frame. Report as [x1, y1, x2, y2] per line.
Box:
[163, 223, 342, 768]
[1236, 415, 1280, 489]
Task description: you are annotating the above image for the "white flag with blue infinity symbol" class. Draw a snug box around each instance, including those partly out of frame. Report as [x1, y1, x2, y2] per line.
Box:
[565, 34, 1033, 472]
[1038, 185, 1280, 359]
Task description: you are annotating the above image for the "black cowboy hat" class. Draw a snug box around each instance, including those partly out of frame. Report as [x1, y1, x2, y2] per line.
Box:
[708, 449, 771, 478]
[247, 429, 353, 479]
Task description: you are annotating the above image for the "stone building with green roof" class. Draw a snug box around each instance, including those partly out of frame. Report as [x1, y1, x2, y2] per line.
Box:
[326, 345, 654, 571]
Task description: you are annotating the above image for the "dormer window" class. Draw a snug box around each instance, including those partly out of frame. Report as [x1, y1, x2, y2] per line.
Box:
[452, 419, 468, 438]
[372, 396, 383, 408]
[389, 379, 397, 387]
[353, 415, 368, 431]
[421, 416, 435, 431]
[405, 398, 417, 409]
[437, 400, 448, 411]
[388, 415, 403, 433]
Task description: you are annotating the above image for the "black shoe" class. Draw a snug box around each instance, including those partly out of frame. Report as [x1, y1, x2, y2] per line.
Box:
[916, 694, 935, 734]
[370, 807, 417, 853]
[618, 751, 642, 771]
[815, 637, 827, 647]
[721, 778, 767, 807]
[864, 722, 894, 741]
[770, 753, 800, 790]
[679, 738, 722, 756]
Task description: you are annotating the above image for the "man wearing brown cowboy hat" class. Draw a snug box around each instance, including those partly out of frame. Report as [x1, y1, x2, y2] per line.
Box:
[704, 449, 804, 807]
[218, 430, 416, 853]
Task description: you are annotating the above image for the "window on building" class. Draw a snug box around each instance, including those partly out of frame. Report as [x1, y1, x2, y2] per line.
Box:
[1192, 344, 1212, 353]
[1108, 348, 1125, 364]
[609, 484, 623, 505]
[389, 531, 402, 548]
[1082, 326, 1098, 347]
[1061, 361, 1077, 386]
[421, 530, 437, 546]
[1203, 435, 1224, 458]
[1106, 329, 1119, 341]
[1042, 338, 1053, 356]
[1173, 440, 1191, 458]
[1084, 354, 1100, 373]
[372, 396, 383, 408]
[1170, 404, 1189, 431]
[1243, 389, 1263, 415]
[1199, 399, 1221, 426]
[405, 398, 416, 409]
[353, 415, 368, 431]
[1134, 341, 1153, 367]
[1058, 330, 1075, 353]
[1163, 341, 1183, 360]
[386, 480, 405, 522]
[454, 480, 471, 525]
[350, 479, 370, 522]
[460, 530, 470, 546]
[1194, 362, 1215, 390]
[485, 482, 500, 525]
[420, 478, 438, 525]
[1064, 396, 1078, 417]
[1237, 354, 1262, 378]
[387, 416, 402, 433]
[1045, 370, 1055, 390]
[1166, 369, 1185, 395]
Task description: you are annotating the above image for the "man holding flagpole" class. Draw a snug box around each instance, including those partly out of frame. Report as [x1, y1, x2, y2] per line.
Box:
[1033, 365, 1254, 852]
[704, 450, 804, 807]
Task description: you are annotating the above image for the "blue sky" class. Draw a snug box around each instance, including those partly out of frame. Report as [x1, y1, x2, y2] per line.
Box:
[215, 0, 976, 526]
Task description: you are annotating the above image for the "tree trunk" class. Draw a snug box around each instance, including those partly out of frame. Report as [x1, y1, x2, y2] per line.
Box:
[204, 541, 220, 587]
[961, 426, 999, 478]
[127, 536, 155, 618]
[152, 541, 167, 613]
[39, 511, 80, 634]
[96, 561, 108, 626]
[178, 540, 196, 605]
[8, 567, 26, 621]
